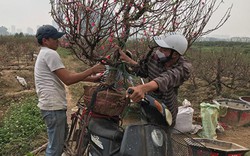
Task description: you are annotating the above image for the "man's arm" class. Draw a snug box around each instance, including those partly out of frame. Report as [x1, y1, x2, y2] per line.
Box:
[54, 64, 105, 86]
[154, 57, 192, 92]
[84, 74, 103, 82]
[119, 49, 138, 65]
[127, 80, 159, 102]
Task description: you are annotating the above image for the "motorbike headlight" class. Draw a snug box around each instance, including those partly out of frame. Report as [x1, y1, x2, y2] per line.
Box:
[151, 129, 164, 147]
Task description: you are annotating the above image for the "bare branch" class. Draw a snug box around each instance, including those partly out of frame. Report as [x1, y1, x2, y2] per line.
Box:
[50, 0, 232, 64]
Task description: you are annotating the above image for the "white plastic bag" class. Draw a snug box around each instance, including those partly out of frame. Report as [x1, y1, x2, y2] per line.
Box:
[174, 99, 194, 133]
[16, 76, 27, 88]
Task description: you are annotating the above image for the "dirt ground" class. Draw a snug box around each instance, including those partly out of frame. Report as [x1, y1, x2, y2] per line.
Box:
[0, 63, 250, 155]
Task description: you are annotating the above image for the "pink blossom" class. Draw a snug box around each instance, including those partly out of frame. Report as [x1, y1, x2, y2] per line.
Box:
[174, 22, 179, 27]
[192, 32, 198, 37]
[91, 22, 95, 27]
[143, 18, 146, 23]
[103, 6, 107, 10]
[108, 37, 113, 43]
[77, 2, 82, 6]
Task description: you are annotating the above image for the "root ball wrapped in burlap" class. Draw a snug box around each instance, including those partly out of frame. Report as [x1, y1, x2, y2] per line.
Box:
[83, 85, 129, 116]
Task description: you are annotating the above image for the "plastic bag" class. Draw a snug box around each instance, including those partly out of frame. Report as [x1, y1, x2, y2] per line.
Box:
[198, 102, 220, 139]
[174, 99, 194, 133]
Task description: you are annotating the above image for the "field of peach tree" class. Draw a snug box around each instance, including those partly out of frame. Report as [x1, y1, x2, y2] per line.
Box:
[0, 36, 250, 155]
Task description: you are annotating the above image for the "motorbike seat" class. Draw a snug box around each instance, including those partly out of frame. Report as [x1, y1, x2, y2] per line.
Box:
[88, 117, 123, 142]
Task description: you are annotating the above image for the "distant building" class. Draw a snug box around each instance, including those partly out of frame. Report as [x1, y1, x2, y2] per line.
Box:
[198, 36, 250, 42]
[231, 37, 250, 42]
[16, 28, 22, 33]
[241, 37, 250, 42]
[11, 25, 16, 34]
[198, 37, 229, 42]
[26, 27, 34, 35]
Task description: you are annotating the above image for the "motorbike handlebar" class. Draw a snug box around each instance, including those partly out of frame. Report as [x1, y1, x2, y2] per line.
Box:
[126, 88, 172, 126]
[127, 88, 134, 95]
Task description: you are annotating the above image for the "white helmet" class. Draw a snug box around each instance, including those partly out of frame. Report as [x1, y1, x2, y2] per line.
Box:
[153, 32, 188, 55]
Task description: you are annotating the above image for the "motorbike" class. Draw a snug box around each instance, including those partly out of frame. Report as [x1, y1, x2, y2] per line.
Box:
[65, 57, 173, 156]
[86, 88, 172, 156]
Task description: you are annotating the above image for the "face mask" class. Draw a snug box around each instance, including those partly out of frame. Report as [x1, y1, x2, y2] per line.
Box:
[154, 49, 174, 64]
[155, 50, 165, 59]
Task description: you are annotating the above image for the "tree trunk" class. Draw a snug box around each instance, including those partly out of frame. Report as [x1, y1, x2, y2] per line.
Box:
[215, 58, 222, 95]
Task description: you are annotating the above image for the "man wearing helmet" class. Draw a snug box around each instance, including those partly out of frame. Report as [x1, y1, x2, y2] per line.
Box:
[119, 32, 192, 154]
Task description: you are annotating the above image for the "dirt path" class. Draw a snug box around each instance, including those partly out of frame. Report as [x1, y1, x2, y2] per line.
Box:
[217, 126, 250, 149]
[65, 86, 76, 124]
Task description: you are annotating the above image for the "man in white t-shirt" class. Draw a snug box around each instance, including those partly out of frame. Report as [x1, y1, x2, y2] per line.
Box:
[35, 25, 105, 156]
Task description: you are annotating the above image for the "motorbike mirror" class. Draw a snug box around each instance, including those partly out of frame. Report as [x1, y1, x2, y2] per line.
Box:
[164, 109, 173, 126]
[145, 95, 173, 126]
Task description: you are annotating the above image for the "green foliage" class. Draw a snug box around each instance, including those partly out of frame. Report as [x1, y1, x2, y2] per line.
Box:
[192, 41, 250, 54]
[14, 32, 25, 38]
[57, 47, 73, 58]
[0, 95, 46, 155]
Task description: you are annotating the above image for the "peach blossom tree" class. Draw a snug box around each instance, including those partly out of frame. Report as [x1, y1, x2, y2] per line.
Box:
[50, 0, 232, 64]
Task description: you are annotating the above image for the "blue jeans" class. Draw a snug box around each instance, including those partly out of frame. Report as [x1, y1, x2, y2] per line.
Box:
[41, 110, 68, 156]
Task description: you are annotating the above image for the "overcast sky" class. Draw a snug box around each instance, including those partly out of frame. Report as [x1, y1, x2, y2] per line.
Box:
[0, 0, 249, 37]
